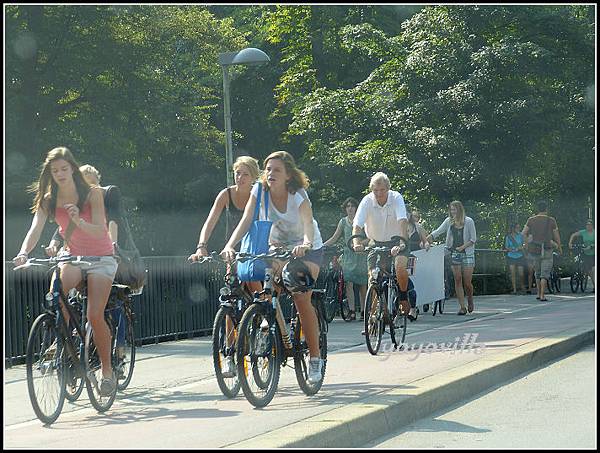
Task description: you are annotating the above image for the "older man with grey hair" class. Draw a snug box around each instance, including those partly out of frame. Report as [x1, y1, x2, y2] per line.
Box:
[352, 172, 416, 322]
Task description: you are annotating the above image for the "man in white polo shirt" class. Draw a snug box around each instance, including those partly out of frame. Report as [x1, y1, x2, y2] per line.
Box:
[352, 172, 416, 321]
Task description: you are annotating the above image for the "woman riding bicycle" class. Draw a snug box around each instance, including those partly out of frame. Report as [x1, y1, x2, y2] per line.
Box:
[13, 146, 118, 396]
[323, 197, 368, 320]
[221, 151, 325, 384]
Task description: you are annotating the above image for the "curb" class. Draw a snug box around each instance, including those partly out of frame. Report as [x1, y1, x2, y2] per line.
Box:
[227, 327, 595, 448]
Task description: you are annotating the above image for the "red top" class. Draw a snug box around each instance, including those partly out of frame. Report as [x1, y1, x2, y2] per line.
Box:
[55, 202, 114, 257]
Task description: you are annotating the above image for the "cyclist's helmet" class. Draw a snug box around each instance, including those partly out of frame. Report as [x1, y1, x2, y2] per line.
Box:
[282, 258, 315, 293]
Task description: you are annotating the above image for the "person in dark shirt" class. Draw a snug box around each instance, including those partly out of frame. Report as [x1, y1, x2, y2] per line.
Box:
[522, 200, 562, 302]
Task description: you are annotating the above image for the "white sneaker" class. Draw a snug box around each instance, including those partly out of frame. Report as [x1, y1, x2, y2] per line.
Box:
[221, 356, 236, 378]
[307, 357, 323, 384]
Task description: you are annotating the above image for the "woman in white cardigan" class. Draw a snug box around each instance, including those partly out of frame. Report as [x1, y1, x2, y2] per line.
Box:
[426, 201, 477, 315]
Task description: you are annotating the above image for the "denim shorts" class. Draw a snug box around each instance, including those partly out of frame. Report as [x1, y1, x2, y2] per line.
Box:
[60, 256, 118, 280]
[451, 251, 475, 268]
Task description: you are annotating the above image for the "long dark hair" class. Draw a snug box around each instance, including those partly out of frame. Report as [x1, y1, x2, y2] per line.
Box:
[261, 151, 309, 194]
[29, 146, 90, 218]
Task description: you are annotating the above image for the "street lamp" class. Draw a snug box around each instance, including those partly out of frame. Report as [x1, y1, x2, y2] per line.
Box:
[218, 47, 270, 186]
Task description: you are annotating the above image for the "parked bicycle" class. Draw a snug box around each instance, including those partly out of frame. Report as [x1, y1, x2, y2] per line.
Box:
[570, 244, 591, 293]
[546, 251, 562, 294]
[322, 246, 352, 323]
[232, 249, 328, 408]
[14, 255, 120, 425]
[190, 252, 255, 398]
[348, 235, 416, 355]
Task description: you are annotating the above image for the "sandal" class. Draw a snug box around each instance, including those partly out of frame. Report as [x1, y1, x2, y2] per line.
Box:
[467, 300, 474, 313]
[539, 298, 548, 302]
[349, 310, 356, 321]
[457, 307, 467, 316]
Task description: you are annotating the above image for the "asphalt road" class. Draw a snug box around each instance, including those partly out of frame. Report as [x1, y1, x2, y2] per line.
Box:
[366, 345, 596, 448]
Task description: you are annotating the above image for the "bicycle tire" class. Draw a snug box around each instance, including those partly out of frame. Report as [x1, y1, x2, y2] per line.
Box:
[570, 274, 580, 293]
[85, 318, 118, 412]
[364, 285, 384, 355]
[212, 306, 241, 398]
[581, 274, 588, 292]
[294, 297, 328, 396]
[323, 274, 338, 323]
[236, 303, 282, 408]
[64, 332, 85, 403]
[26, 313, 66, 425]
[116, 304, 136, 391]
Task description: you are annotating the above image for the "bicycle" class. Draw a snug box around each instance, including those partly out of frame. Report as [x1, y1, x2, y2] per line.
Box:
[546, 252, 562, 294]
[570, 244, 591, 293]
[322, 246, 352, 322]
[190, 252, 254, 398]
[14, 255, 120, 424]
[233, 249, 328, 408]
[349, 235, 415, 355]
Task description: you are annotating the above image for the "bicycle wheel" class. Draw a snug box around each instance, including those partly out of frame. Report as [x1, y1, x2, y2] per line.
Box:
[581, 274, 588, 292]
[323, 274, 338, 323]
[364, 285, 384, 355]
[26, 313, 66, 425]
[236, 303, 282, 408]
[570, 274, 580, 293]
[85, 318, 118, 412]
[294, 296, 328, 396]
[116, 304, 136, 391]
[212, 306, 241, 398]
[64, 332, 85, 402]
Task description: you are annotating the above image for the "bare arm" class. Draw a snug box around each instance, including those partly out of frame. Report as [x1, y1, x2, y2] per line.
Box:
[294, 200, 316, 257]
[568, 231, 580, 248]
[352, 225, 366, 251]
[14, 209, 49, 265]
[189, 189, 228, 260]
[65, 188, 108, 238]
[108, 220, 118, 243]
[323, 219, 344, 247]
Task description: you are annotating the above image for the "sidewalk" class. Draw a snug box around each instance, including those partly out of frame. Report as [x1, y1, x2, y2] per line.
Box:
[4, 292, 595, 448]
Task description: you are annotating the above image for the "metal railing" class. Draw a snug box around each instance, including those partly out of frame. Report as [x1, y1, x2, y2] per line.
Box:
[4, 249, 508, 367]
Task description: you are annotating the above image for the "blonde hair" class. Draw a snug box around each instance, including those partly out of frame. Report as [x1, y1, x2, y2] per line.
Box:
[79, 164, 101, 183]
[233, 156, 260, 182]
[449, 200, 465, 226]
[29, 146, 90, 217]
[369, 172, 391, 190]
[261, 151, 309, 193]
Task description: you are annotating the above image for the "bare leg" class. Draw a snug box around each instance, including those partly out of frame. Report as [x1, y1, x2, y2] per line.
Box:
[87, 274, 114, 379]
[292, 260, 321, 358]
[509, 264, 517, 293]
[452, 265, 465, 311]
[345, 281, 355, 312]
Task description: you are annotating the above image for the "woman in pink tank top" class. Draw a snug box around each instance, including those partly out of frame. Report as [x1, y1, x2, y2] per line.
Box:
[13, 146, 118, 395]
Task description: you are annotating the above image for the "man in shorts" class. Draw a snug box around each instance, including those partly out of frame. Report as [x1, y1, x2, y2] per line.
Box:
[352, 172, 416, 321]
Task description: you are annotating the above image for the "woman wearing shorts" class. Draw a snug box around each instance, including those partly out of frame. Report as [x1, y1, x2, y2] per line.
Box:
[427, 201, 477, 315]
[13, 146, 118, 396]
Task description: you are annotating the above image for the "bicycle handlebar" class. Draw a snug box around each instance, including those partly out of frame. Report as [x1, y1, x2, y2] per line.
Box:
[13, 255, 101, 271]
[346, 234, 410, 255]
[236, 249, 293, 263]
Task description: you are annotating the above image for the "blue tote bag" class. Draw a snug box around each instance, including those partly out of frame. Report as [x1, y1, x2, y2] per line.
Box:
[237, 184, 272, 282]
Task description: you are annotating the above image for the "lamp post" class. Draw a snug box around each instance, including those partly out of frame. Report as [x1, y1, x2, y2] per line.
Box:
[219, 47, 270, 186]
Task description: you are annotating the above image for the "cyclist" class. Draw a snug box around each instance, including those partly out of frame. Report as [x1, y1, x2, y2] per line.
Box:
[46, 164, 134, 371]
[522, 200, 562, 302]
[323, 197, 368, 320]
[189, 155, 262, 378]
[13, 147, 118, 396]
[568, 219, 595, 290]
[426, 201, 477, 315]
[351, 172, 417, 322]
[221, 151, 325, 384]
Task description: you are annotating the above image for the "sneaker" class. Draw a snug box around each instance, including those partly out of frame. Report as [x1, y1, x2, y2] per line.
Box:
[99, 375, 116, 396]
[221, 356, 236, 378]
[307, 357, 323, 384]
